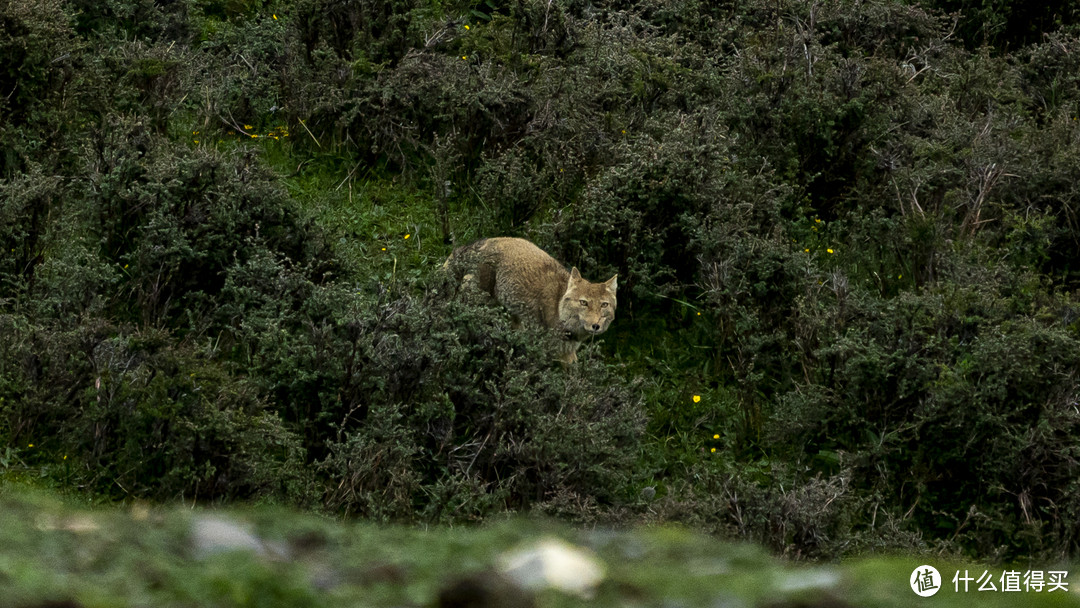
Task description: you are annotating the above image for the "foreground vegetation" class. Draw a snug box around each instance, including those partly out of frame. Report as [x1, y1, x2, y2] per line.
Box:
[2, 0, 1080, 565]
[4, 486, 1079, 608]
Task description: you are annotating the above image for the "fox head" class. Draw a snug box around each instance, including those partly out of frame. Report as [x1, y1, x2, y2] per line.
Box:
[559, 267, 618, 338]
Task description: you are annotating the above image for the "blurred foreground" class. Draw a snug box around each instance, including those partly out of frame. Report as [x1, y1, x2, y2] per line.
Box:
[2, 484, 1077, 608]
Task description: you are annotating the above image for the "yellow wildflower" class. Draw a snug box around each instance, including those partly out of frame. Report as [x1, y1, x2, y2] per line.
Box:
[404, 234, 411, 239]
[462, 55, 467, 60]
[713, 434, 719, 439]
[693, 395, 701, 403]
[464, 24, 470, 30]
[827, 248, 834, 254]
[244, 125, 252, 130]
[710, 447, 716, 453]
[804, 248, 809, 253]
[273, 13, 278, 19]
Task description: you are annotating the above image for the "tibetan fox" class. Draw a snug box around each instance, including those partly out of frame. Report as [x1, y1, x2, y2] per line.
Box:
[443, 237, 617, 364]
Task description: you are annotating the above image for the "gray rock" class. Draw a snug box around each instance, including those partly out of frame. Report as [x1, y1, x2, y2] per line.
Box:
[190, 515, 287, 561]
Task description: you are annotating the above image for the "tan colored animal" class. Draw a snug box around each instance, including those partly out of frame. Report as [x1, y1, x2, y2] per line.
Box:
[443, 237, 617, 364]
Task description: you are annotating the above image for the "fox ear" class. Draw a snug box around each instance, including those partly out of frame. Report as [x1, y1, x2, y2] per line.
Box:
[605, 274, 618, 292]
[569, 267, 582, 282]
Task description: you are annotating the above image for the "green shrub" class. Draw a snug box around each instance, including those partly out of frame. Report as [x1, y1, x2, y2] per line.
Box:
[220, 254, 647, 519]
[73, 117, 334, 327]
[771, 250, 1080, 559]
[0, 0, 84, 176]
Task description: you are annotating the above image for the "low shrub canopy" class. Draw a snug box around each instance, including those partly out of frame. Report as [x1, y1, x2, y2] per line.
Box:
[2, 0, 1080, 562]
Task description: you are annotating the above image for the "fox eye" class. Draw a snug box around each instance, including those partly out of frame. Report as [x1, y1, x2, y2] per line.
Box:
[579, 299, 588, 306]
[600, 302, 609, 308]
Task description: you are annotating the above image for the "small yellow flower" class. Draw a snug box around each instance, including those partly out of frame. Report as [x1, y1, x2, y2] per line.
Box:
[696, 311, 701, 316]
[462, 55, 467, 60]
[244, 125, 252, 130]
[710, 447, 716, 453]
[713, 434, 719, 439]
[63, 455, 67, 460]
[898, 274, 902, 279]
[193, 140, 199, 144]
[251, 134, 258, 138]
[123, 264, 129, 269]
[381, 247, 387, 251]
[272, 13, 278, 19]
[815, 218, 821, 223]
[804, 248, 809, 253]
[464, 24, 470, 30]
[28, 444, 33, 448]
[404, 234, 411, 239]
[621, 129, 626, 134]
[827, 248, 834, 254]
[192, 130, 199, 135]
[693, 395, 701, 403]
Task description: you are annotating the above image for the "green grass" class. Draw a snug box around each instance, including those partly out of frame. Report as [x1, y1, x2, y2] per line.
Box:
[3, 483, 1078, 608]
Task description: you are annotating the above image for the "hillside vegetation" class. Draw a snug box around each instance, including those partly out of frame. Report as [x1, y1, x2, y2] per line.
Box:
[2, 0, 1080, 563]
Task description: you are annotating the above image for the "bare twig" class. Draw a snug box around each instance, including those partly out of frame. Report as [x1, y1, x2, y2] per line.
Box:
[425, 27, 447, 47]
[297, 118, 322, 148]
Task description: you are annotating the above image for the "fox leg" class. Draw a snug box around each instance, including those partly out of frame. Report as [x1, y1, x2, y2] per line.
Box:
[558, 340, 580, 366]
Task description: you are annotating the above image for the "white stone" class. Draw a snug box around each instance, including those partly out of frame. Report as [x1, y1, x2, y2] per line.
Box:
[191, 515, 277, 559]
[774, 568, 841, 592]
[498, 537, 605, 599]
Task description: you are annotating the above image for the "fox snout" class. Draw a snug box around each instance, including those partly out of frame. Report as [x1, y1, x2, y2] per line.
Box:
[578, 314, 611, 336]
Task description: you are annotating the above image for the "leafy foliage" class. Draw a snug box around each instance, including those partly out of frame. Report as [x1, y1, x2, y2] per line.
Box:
[2, 0, 1080, 563]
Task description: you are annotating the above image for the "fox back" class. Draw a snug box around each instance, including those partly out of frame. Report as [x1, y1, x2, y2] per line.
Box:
[443, 237, 617, 363]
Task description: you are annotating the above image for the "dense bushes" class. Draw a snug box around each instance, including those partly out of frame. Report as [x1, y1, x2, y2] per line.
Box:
[3, 0, 1080, 563]
[0, 82, 643, 516]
